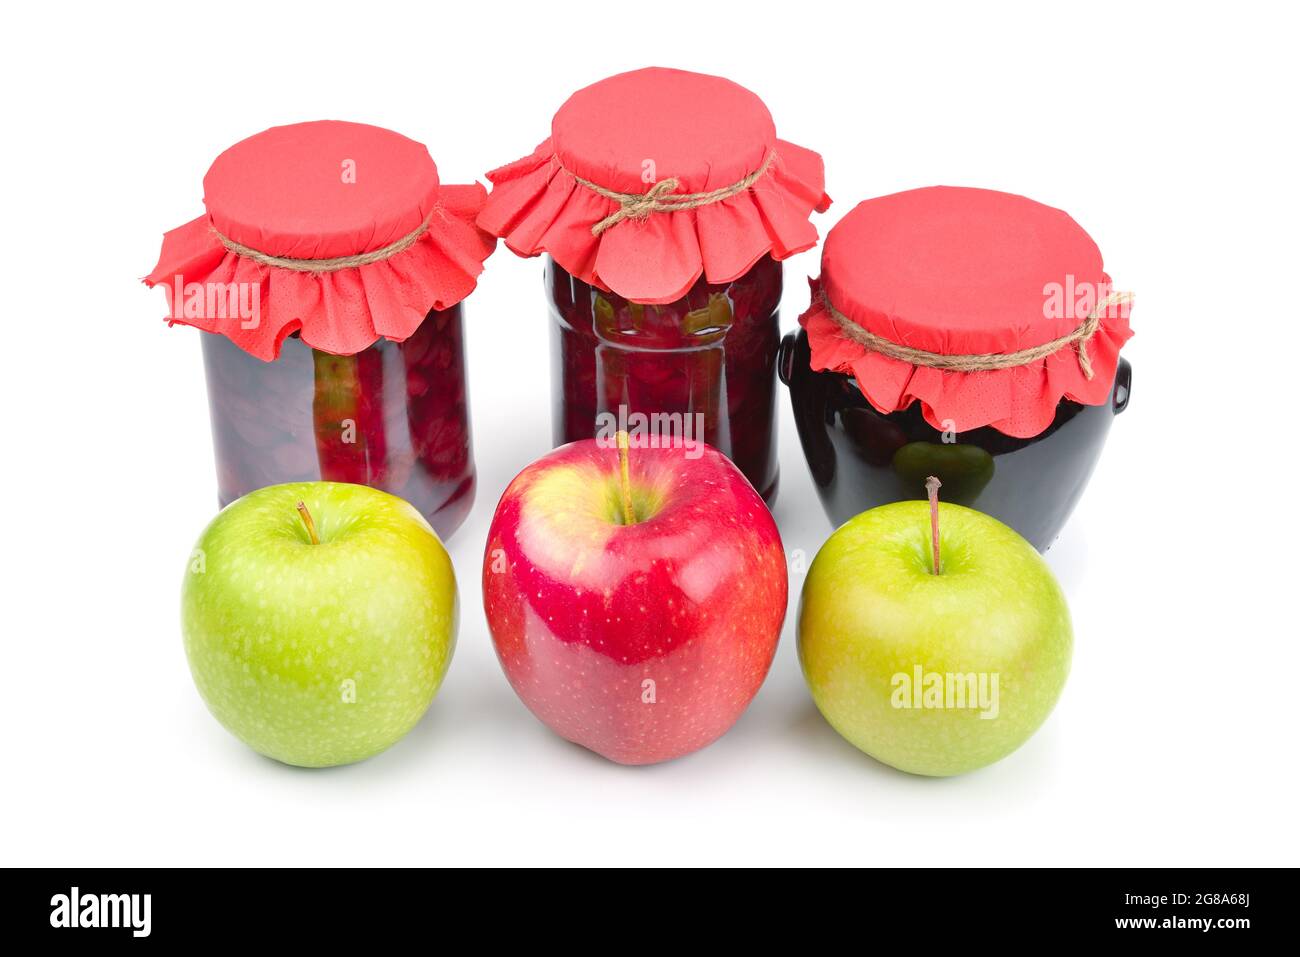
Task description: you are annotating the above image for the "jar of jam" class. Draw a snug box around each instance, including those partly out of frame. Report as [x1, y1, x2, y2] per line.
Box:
[478, 67, 829, 503]
[146, 121, 495, 540]
[781, 187, 1135, 550]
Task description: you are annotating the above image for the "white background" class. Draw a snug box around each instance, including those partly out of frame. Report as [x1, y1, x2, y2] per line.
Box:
[2, 0, 1296, 867]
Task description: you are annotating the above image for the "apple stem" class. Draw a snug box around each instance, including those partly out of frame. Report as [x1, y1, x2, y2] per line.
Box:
[925, 476, 942, 575]
[296, 500, 320, 546]
[616, 430, 636, 525]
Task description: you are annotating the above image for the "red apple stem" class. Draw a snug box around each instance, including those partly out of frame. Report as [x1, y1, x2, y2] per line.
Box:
[616, 430, 636, 525]
[296, 500, 321, 545]
[925, 476, 942, 575]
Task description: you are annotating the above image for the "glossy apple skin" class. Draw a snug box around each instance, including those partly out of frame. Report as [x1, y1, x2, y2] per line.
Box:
[798, 501, 1071, 776]
[182, 482, 458, 768]
[483, 439, 787, 765]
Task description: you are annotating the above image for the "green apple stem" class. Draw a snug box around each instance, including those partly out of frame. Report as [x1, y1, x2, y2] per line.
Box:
[296, 500, 321, 545]
[616, 430, 636, 525]
[925, 476, 942, 575]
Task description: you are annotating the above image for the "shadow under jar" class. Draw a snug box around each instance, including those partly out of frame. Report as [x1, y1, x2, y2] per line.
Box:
[547, 254, 783, 502]
[203, 305, 475, 541]
[780, 330, 1131, 551]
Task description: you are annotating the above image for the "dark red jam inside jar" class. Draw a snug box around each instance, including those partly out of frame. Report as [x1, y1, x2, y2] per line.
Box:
[146, 120, 494, 541]
[478, 68, 829, 501]
[547, 253, 783, 501]
[201, 305, 474, 540]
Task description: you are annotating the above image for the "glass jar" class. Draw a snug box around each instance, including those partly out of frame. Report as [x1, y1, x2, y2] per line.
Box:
[477, 68, 829, 505]
[147, 120, 494, 543]
[201, 305, 474, 541]
[547, 254, 783, 501]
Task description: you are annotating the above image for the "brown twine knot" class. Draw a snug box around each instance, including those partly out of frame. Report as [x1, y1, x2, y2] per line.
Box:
[211, 212, 435, 273]
[571, 151, 777, 236]
[823, 290, 1134, 380]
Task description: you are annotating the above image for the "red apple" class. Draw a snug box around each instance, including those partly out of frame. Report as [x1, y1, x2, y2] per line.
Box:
[482, 436, 787, 765]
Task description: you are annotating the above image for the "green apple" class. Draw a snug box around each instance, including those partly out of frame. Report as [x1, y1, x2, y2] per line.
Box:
[797, 491, 1071, 776]
[182, 481, 457, 767]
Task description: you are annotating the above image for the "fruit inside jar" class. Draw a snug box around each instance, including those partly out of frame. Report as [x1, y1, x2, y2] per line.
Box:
[546, 254, 783, 502]
[201, 304, 474, 540]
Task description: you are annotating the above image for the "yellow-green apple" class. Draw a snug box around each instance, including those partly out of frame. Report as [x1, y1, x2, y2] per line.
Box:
[482, 435, 787, 765]
[181, 481, 457, 767]
[798, 478, 1071, 776]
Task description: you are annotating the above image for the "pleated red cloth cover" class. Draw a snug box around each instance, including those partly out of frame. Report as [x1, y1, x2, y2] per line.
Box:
[145, 121, 496, 360]
[477, 67, 830, 304]
[800, 187, 1135, 437]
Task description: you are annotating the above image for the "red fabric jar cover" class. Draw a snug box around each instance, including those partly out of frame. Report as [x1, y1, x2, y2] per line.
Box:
[477, 67, 831, 304]
[145, 121, 496, 360]
[800, 186, 1135, 437]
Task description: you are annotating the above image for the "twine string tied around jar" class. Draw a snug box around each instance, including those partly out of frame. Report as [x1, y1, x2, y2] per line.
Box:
[210, 211, 437, 273]
[570, 151, 777, 236]
[822, 290, 1134, 379]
